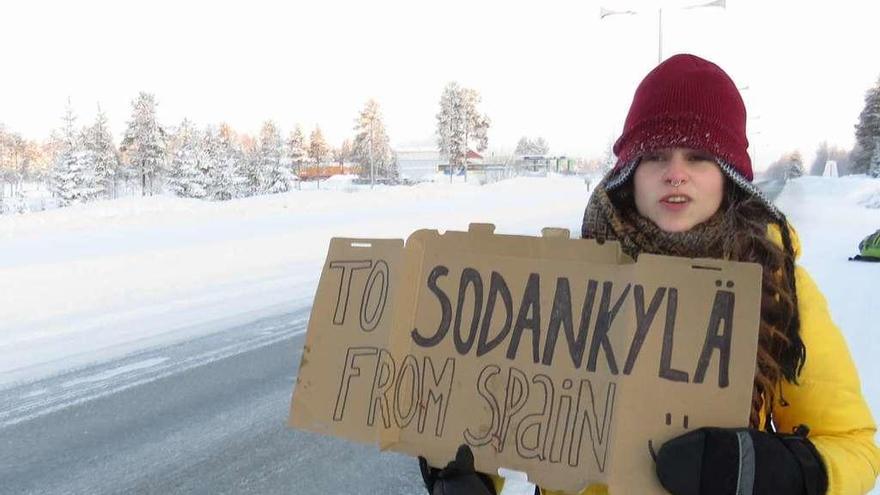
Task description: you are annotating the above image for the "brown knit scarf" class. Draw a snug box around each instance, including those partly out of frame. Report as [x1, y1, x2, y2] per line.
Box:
[581, 177, 737, 260]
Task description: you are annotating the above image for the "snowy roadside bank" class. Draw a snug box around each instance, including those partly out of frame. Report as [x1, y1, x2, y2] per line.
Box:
[0, 175, 591, 386]
[775, 176, 880, 425]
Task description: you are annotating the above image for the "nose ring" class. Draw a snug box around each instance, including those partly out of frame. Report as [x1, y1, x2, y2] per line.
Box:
[668, 178, 685, 188]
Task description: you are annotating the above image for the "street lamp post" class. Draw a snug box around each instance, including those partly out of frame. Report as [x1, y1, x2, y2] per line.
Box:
[658, 8, 663, 64]
[600, 0, 725, 64]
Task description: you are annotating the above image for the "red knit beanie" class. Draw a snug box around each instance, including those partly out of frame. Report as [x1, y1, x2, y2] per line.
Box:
[607, 54, 753, 189]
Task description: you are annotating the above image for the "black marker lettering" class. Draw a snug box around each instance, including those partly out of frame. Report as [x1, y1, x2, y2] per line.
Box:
[394, 355, 420, 428]
[541, 277, 573, 366]
[463, 365, 502, 447]
[515, 374, 554, 461]
[568, 380, 616, 471]
[497, 367, 529, 451]
[367, 349, 396, 428]
[476, 272, 513, 356]
[623, 286, 667, 375]
[659, 288, 689, 382]
[359, 260, 389, 332]
[507, 273, 541, 363]
[693, 288, 735, 388]
[412, 265, 452, 347]
[329, 260, 372, 325]
[453, 268, 483, 355]
[587, 282, 630, 374]
[333, 347, 378, 421]
[418, 356, 456, 436]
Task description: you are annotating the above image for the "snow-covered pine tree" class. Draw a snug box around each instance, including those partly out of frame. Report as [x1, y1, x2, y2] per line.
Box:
[209, 123, 245, 201]
[49, 143, 77, 207]
[437, 83, 465, 173]
[533, 137, 549, 156]
[0, 129, 8, 210]
[786, 150, 805, 179]
[83, 106, 120, 198]
[0, 126, 31, 206]
[352, 99, 395, 181]
[436, 82, 490, 180]
[50, 102, 99, 206]
[0, 127, 13, 201]
[853, 76, 880, 174]
[461, 87, 490, 156]
[238, 133, 263, 196]
[334, 139, 353, 165]
[514, 137, 549, 156]
[120, 92, 167, 196]
[287, 125, 307, 179]
[514, 137, 532, 157]
[198, 125, 220, 197]
[167, 119, 205, 198]
[869, 140, 880, 178]
[77, 145, 101, 201]
[0, 127, 34, 214]
[3, 189, 29, 214]
[260, 121, 293, 193]
[601, 140, 616, 174]
[308, 126, 329, 168]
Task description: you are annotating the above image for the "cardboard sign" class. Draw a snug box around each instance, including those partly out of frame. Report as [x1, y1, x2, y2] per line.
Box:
[288, 223, 761, 493]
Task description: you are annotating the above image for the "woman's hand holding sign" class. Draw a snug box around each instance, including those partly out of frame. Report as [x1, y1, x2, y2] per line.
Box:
[655, 426, 827, 495]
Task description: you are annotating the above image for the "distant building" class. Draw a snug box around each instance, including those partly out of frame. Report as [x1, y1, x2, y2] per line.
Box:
[396, 148, 511, 183]
[298, 164, 356, 180]
[395, 148, 443, 182]
[437, 150, 510, 183]
[515, 155, 577, 174]
[465, 150, 484, 164]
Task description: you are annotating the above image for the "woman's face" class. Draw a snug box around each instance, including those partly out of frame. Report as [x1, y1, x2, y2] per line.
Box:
[633, 148, 724, 233]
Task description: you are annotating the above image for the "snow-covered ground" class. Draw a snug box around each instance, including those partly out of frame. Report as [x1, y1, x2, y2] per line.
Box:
[775, 176, 880, 423]
[2, 173, 879, 435]
[0, 174, 592, 386]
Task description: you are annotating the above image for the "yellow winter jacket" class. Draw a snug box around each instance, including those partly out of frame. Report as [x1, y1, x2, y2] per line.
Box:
[494, 227, 880, 495]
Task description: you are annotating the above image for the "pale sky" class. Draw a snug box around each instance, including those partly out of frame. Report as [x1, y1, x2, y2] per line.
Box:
[2, 0, 878, 170]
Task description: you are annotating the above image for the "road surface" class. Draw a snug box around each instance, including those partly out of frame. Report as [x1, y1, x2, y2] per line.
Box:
[0, 308, 424, 495]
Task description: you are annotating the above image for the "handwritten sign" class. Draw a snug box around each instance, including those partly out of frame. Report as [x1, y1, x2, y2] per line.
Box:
[289, 224, 761, 493]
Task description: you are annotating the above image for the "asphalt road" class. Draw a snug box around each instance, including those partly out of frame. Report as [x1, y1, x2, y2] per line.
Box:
[0, 309, 424, 495]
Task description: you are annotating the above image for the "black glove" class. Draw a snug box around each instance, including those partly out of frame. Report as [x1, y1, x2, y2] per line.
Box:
[419, 444, 497, 495]
[655, 426, 828, 495]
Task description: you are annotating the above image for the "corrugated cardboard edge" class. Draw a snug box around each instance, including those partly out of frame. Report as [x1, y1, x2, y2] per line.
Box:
[288, 237, 406, 448]
[377, 233, 427, 451]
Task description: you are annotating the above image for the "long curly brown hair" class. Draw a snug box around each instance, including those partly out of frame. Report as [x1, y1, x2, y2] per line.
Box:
[721, 185, 805, 428]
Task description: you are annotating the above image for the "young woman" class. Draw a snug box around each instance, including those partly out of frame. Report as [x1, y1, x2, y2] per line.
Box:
[420, 54, 880, 495]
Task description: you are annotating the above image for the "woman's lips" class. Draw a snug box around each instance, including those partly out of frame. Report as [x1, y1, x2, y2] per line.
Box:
[659, 194, 691, 212]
